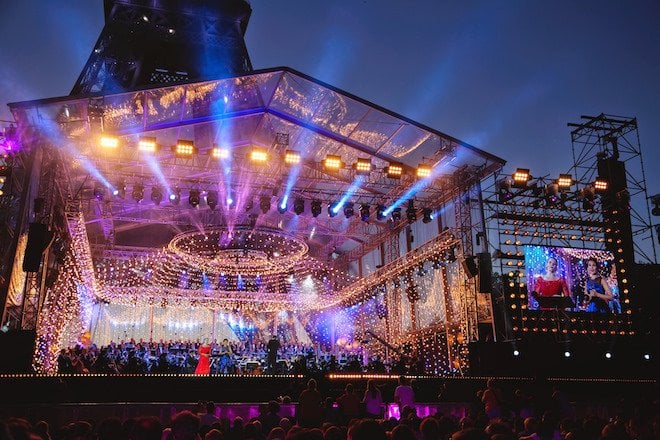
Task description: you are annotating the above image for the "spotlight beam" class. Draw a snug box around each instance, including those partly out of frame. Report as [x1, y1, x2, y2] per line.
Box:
[332, 176, 366, 214]
[144, 155, 172, 196]
[383, 165, 444, 216]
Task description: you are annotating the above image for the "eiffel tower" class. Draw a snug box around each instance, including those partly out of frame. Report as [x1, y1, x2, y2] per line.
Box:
[71, 0, 253, 96]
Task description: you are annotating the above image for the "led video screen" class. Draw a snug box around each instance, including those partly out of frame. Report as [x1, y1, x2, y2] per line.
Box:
[524, 245, 621, 313]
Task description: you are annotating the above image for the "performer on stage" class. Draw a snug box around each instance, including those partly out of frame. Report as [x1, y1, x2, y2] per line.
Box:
[533, 257, 570, 308]
[218, 338, 233, 374]
[584, 257, 613, 313]
[194, 338, 211, 375]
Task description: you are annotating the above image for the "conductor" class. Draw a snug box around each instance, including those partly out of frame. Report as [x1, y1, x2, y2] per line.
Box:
[267, 335, 280, 373]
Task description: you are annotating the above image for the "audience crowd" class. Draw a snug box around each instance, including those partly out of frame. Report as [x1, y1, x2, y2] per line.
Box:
[2, 377, 658, 440]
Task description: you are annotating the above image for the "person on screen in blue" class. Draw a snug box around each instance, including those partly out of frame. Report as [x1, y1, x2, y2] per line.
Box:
[605, 262, 621, 313]
[584, 257, 614, 313]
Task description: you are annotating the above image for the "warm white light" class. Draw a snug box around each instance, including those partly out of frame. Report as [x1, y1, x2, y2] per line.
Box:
[416, 164, 432, 178]
[138, 137, 157, 153]
[324, 155, 343, 171]
[211, 146, 230, 159]
[100, 135, 119, 149]
[284, 150, 301, 165]
[250, 148, 268, 163]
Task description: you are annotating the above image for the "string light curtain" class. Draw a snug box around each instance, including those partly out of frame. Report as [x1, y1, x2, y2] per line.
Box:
[6, 233, 27, 309]
[34, 213, 97, 373]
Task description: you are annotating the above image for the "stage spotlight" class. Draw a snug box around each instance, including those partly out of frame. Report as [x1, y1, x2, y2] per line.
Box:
[376, 205, 386, 221]
[386, 162, 404, 178]
[113, 181, 126, 198]
[497, 178, 513, 202]
[651, 194, 660, 216]
[644, 353, 651, 360]
[564, 351, 571, 358]
[188, 189, 201, 207]
[169, 188, 181, 205]
[293, 198, 305, 215]
[557, 174, 573, 189]
[605, 352, 612, 359]
[284, 150, 301, 165]
[343, 202, 355, 219]
[99, 135, 119, 149]
[422, 208, 433, 223]
[391, 207, 402, 222]
[249, 147, 268, 164]
[416, 164, 432, 178]
[211, 145, 230, 159]
[206, 190, 218, 210]
[93, 185, 105, 201]
[132, 183, 144, 202]
[174, 140, 196, 157]
[277, 199, 288, 214]
[323, 155, 343, 171]
[355, 158, 372, 175]
[311, 200, 322, 217]
[513, 349, 520, 357]
[259, 196, 271, 214]
[512, 168, 530, 187]
[138, 137, 158, 153]
[150, 186, 163, 205]
[360, 204, 370, 222]
[545, 183, 560, 206]
[594, 177, 608, 193]
[406, 200, 417, 223]
[328, 202, 340, 217]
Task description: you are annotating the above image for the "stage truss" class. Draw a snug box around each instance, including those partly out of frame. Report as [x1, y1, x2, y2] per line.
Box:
[483, 114, 656, 342]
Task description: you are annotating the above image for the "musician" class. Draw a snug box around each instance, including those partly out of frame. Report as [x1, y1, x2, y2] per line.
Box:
[584, 257, 613, 313]
[218, 338, 233, 374]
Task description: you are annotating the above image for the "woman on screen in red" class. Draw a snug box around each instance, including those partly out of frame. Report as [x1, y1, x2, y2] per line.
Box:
[534, 257, 570, 299]
[585, 257, 613, 313]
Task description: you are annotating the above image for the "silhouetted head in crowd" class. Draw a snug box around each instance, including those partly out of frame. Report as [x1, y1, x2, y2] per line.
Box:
[391, 424, 416, 440]
[266, 426, 284, 440]
[171, 411, 200, 440]
[307, 379, 317, 390]
[131, 417, 162, 440]
[348, 419, 386, 440]
[323, 426, 342, 440]
[98, 417, 123, 440]
[203, 429, 222, 440]
[278, 418, 291, 433]
[451, 428, 489, 440]
[420, 417, 440, 440]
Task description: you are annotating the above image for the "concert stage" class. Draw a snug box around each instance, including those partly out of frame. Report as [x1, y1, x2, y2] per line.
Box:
[0, 0, 656, 386]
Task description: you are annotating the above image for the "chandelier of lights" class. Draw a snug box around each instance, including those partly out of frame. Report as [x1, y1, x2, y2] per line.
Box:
[167, 227, 309, 275]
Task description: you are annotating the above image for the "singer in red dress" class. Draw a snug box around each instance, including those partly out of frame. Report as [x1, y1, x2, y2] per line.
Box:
[533, 257, 569, 309]
[194, 338, 211, 375]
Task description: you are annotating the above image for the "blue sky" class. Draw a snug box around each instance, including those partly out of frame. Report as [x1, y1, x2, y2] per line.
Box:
[1, 1, 658, 247]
